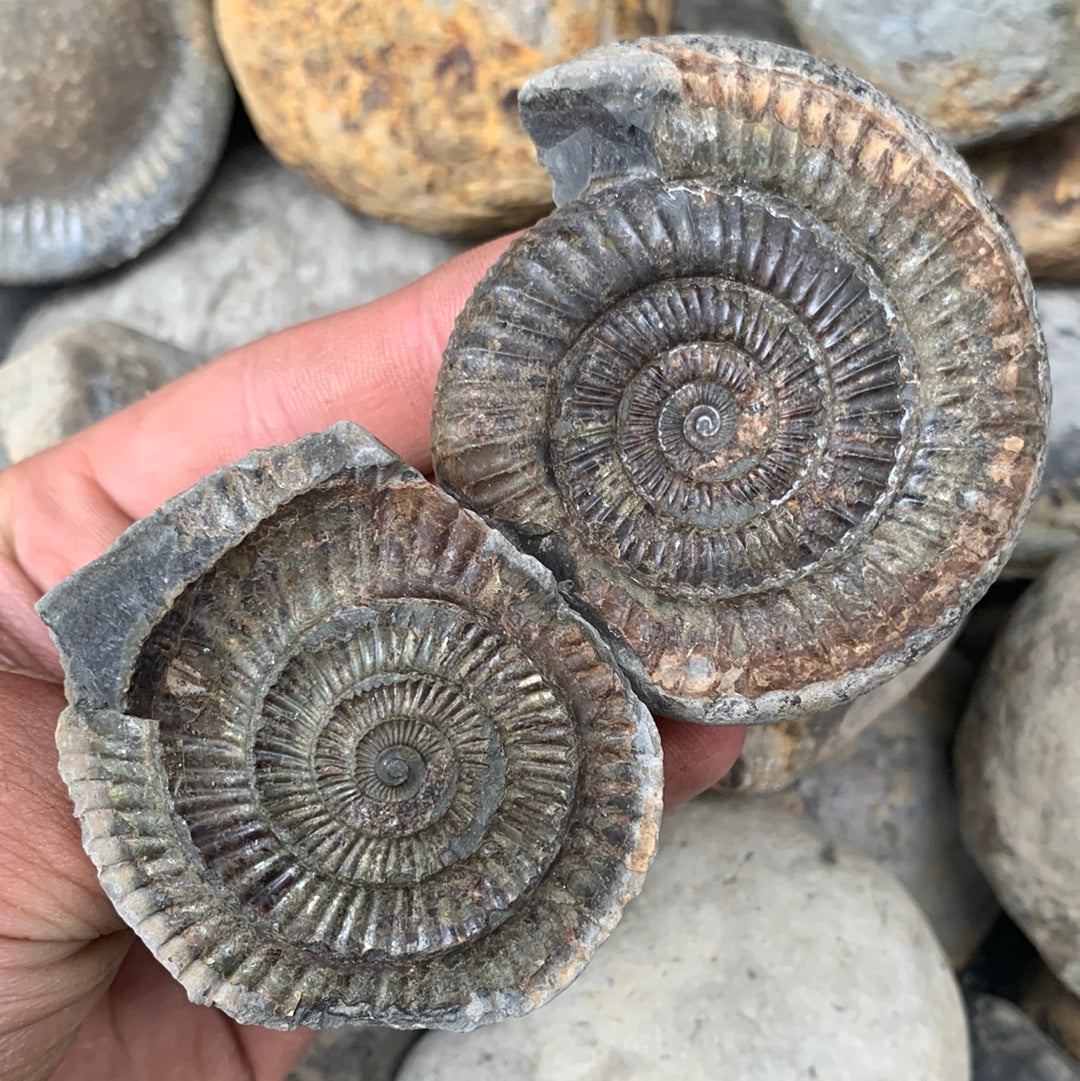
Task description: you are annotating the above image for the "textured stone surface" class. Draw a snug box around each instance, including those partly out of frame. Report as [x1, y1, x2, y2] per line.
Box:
[11, 143, 464, 359]
[672, 0, 799, 44]
[770, 653, 998, 967]
[969, 995, 1080, 1080]
[1023, 964, 1080, 1065]
[781, 0, 1080, 146]
[969, 119, 1080, 282]
[40, 423, 662, 1030]
[286, 1028, 418, 1081]
[718, 638, 948, 794]
[398, 800, 970, 1080]
[0, 321, 202, 468]
[0, 0, 232, 284]
[957, 545, 1080, 997]
[433, 36, 1048, 725]
[1009, 288, 1080, 574]
[214, 0, 672, 237]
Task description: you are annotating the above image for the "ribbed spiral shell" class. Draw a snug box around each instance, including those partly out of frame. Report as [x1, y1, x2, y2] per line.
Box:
[40, 424, 662, 1030]
[430, 36, 1048, 725]
[0, 0, 232, 284]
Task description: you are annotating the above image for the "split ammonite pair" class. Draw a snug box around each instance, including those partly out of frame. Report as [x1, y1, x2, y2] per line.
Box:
[41, 36, 1048, 1031]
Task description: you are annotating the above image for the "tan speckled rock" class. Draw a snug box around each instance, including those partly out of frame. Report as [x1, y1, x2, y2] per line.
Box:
[957, 546, 1080, 997]
[213, 0, 672, 237]
[717, 639, 949, 794]
[397, 801, 970, 1081]
[771, 653, 999, 967]
[969, 119, 1080, 282]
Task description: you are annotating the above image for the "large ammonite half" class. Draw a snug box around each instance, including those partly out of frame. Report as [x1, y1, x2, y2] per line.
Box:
[431, 35, 1049, 725]
[39, 423, 662, 1030]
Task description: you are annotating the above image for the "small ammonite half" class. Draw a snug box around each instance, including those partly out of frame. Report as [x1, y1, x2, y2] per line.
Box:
[39, 423, 662, 1030]
[431, 35, 1049, 725]
[0, 0, 233, 284]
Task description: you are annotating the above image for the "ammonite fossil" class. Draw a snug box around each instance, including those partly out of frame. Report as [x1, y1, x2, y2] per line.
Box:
[0, 0, 233, 285]
[431, 35, 1049, 725]
[39, 423, 662, 1030]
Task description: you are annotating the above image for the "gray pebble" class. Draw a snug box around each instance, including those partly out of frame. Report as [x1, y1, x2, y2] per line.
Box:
[398, 800, 969, 1081]
[770, 652, 999, 967]
[969, 995, 1080, 1080]
[671, 0, 800, 44]
[1009, 287, 1080, 576]
[780, 0, 1080, 145]
[957, 546, 1080, 997]
[286, 1029, 418, 1081]
[0, 321, 202, 468]
[0, 285, 49, 359]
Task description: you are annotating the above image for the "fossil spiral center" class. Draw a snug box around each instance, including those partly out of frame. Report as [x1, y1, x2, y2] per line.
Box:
[685, 403, 730, 447]
[141, 577, 580, 961]
[374, 745, 421, 789]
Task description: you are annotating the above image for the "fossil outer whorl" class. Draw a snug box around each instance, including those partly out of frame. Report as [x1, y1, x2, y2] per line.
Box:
[38, 423, 662, 1030]
[430, 36, 1049, 725]
[0, 0, 233, 285]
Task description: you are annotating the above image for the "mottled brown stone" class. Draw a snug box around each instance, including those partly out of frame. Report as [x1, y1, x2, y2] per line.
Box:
[969, 119, 1080, 282]
[213, 0, 672, 237]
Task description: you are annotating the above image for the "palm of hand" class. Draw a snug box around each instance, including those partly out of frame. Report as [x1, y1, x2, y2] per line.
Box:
[0, 243, 744, 1081]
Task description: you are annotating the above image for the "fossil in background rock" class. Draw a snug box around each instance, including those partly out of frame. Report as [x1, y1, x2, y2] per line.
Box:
[0, 0, 233, 284]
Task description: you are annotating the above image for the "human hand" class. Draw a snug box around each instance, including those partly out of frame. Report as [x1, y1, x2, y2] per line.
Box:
[0, 238, 745, 1081]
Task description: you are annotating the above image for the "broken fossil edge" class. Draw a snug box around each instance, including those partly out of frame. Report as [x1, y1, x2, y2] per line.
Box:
[37, 422, 663, 1031]
[431, 35, 1050, 727]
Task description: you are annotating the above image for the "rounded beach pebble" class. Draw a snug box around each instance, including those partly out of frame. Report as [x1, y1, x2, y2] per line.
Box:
[213, 0, 673, 236]
[398, 799, 970, 1080]
[957, 545, 1080, 997]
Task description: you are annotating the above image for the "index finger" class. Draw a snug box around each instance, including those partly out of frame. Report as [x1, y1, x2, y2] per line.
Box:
[0, 237, 510, 597]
